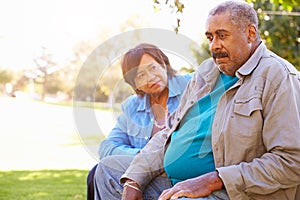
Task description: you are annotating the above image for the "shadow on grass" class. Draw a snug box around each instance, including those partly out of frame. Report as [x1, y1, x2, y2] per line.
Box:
[0, 169, 88, 200]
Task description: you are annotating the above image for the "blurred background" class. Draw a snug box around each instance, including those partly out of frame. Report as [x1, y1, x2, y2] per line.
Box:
[0, 0, 299, 199]
[0, 0, 299, 103]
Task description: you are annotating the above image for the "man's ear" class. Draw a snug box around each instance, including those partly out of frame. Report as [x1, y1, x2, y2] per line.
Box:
[247, 24, 258, 43]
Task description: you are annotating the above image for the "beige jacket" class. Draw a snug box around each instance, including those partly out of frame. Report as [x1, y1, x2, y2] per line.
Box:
[121, 43, 300, 199]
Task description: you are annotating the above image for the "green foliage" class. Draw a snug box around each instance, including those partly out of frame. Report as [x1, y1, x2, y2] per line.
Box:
[153, 0, 185, 33]
[270, 0, 299, 11]
[0, 170, 88, 200]
[153, 0, 185, 13]
[0, 68, 14, 84]
[190, 40, 211, 66]
[247, 0, 300, 69]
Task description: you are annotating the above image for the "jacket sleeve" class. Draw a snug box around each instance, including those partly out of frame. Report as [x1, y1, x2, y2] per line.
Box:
[120, 129, 168, 190]
[99, 100, 141, 159]
[217, 68, 300, 198]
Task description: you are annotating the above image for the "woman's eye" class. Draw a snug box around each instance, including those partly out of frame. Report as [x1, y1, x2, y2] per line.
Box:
[150, 65, 157, 71]
[137, 74, 145, 80]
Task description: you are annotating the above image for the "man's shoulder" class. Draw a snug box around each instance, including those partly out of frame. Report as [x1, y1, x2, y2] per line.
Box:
[194, 58, 216, 77]
[259, 50, 299, 79]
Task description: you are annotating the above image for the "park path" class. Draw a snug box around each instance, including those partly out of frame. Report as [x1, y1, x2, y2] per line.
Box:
[0, 97, 115, 171]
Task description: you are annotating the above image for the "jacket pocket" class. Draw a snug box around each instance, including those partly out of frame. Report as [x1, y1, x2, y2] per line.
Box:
[228, 97, 265, 160]
[231, 95, 263, 139]
[126, 125, 152, 149]
[234, 97, 262, 117]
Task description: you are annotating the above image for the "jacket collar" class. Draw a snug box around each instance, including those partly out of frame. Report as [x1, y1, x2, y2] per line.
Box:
[236, 42, 266, 78]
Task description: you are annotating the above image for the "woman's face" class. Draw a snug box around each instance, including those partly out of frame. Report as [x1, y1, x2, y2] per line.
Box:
[134, 53, 168, 96]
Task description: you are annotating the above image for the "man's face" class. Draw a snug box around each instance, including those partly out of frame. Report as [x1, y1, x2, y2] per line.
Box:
[205, 12, 252, 76]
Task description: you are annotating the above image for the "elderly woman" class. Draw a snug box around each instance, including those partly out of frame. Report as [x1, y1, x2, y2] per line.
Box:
[87, 43, 192, 199]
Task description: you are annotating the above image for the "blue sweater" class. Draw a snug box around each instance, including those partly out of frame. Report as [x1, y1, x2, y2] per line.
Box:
[164, 73, 238, 185]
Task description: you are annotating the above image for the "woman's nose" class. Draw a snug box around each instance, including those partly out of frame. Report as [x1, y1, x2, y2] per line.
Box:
[147, 72, 156, 82]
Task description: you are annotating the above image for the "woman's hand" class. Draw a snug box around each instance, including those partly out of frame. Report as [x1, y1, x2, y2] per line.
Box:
[122, 180, 143, 200]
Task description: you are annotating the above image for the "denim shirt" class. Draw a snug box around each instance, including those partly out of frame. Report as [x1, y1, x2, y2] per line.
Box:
[98, 74, 192, 159]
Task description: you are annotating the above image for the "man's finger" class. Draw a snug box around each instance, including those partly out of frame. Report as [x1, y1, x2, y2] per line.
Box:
[158, 188, 178, 200]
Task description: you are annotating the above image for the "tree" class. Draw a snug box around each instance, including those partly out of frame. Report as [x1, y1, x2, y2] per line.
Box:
[72, 15, 149, 103]
[153, 0, 184, 33]
[0, 69, 13, 84]
[0, 68, 14, 95]
[24, 46, 72, 101]
[29, 47, 58, 100]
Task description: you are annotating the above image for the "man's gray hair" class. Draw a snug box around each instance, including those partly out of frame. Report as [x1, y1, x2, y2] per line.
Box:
[209, 1, 259, 31]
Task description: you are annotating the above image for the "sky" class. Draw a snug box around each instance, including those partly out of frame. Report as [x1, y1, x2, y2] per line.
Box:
[0, 0, 228, 70]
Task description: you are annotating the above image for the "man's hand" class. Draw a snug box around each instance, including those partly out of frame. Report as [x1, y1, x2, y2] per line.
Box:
[122, 180, 143, 200]
[158, 171, 223, 200]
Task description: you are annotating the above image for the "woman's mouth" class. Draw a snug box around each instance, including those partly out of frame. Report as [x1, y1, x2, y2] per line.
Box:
[150, 81, 161, 88]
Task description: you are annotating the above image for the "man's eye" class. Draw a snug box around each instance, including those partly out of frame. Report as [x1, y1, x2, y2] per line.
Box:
[206, 36, 213, 42]
[219, 33, 226, 39]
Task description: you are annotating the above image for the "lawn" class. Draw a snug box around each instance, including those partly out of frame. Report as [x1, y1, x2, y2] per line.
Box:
[0, 169, 88, 200]
[0, 98, 113, 199]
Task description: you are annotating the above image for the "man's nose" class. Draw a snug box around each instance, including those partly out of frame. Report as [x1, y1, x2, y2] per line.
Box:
[210, 37, 222, 51]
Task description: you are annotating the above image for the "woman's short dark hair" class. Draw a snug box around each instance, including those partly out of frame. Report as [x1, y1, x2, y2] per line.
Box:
[121, 43, 177, 96]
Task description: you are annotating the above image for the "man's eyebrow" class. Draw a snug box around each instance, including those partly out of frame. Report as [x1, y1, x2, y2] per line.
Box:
[216, 29, 229, 34]
[205, 29, 229, 35]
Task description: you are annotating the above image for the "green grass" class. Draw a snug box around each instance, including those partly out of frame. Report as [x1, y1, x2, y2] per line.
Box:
[0, 169, 88, 200]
